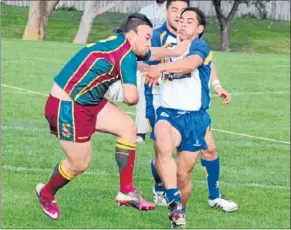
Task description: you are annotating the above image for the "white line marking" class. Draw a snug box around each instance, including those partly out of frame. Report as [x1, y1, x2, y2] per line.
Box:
[1, 84, 136, 115]
[212, 129, 290, 145]
[2, 84, 289, 97]
[1, 84, 290, 145]
[1, 84, 49, 97]
[3, 165, 289, 190]
[230, 91, 290, 96]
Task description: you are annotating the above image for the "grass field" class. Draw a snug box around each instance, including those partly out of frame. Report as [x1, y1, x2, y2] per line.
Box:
[2, 4, 290, 54]
[1, 38, 290, 228]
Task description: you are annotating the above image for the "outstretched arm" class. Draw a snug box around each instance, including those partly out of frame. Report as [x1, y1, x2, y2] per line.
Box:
[211, 62, 231, 104]
[148, 40, 190, 61]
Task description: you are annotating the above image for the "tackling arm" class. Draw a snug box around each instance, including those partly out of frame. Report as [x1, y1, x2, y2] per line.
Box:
[148, 40, 190, 61]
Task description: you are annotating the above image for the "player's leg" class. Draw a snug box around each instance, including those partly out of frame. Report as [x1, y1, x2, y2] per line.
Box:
[135, 72, 148, 143]
[150, 93, 167, 205]
[201, 130, 238, 212]
[154, 118, 184, 227]
[37, 96, 93, 220]
[95, 101, 155, 210]
[36, 141, 92, 220]
[176, 150, 200, 212]
[170, 111, 210, 228]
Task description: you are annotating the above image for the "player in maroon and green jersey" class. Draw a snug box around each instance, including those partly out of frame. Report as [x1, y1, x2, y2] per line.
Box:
[35, 13, 189, 221]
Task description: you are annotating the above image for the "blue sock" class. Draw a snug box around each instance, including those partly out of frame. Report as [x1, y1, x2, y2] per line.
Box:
[154, 183, 165, 192]
[151, 159, 162, 184]
[182, 205, 186, 214]
[201, 157, 220, 200]
[165, 188, 181, 204]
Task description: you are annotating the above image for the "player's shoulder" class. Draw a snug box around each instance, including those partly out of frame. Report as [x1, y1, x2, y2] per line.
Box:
[190, 37, 210, 52]
[122, 49, 137, 64]
[87, 33, 124, 50]
[153, 23, 167, 37]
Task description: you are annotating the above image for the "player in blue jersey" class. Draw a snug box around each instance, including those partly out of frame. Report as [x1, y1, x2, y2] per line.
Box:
[142, 0, 236, 215]
[145, 7, 237, 228]
[35, 13, 189, 221]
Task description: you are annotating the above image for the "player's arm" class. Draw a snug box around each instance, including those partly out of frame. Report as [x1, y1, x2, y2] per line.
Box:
[210, 61, 231, 104]
[137, 62, 150, 72]
[148, 40, 191, 61]
[123, 84, 138, 105]
[155, 55, 202, 74]
[146, 39, 209, 82]
[119, 53, 139, 105]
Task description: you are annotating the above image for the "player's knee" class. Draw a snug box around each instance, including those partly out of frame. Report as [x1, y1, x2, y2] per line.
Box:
[155, 146, 173, 163]
[71, 160, 91, 174]
[155, 139, 173, 158]
[119, 120, 137, 143]
[202, 145, 217, 160]
[177, 170, 190, 188]
[207, 145, 216, 155]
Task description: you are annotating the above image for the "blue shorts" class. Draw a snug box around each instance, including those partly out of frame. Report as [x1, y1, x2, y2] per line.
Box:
[153, 107, 211, 152]
[145, 93, 160, 133]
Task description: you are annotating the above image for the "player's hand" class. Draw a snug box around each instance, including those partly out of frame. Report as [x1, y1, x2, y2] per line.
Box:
[173, 39, 191, 56]
[138, 62, 150, 72]
[215, 87, 231, 104]
[143, 66, 161, 86]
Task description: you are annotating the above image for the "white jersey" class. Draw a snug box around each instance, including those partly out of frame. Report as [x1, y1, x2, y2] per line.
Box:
[139, 2, 166, 29]
[160, 38, 212, 111]
[145, 23, 177, 95]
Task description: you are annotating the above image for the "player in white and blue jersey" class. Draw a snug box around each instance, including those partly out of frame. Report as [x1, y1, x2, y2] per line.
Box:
[135, 0, 181, 143]
[145, 7, 237, 228]
[136, 0, 167, 143]
[145, 0, 236, 215]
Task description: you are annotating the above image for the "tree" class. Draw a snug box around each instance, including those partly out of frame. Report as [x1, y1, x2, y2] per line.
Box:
[212, 0, 270, 51]
[73, 1, 121, 44]
[23, 0, 59, 40]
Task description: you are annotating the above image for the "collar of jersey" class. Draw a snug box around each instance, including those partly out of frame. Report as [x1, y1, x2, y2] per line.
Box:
[161, 22, 177, 39]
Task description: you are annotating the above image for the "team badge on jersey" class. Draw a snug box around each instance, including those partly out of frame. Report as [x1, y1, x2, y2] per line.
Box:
[62, 123, 71, 138]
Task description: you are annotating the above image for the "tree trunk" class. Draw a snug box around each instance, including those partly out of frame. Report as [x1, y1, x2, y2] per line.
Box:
[40, 0, 60, 40]
[212, 0, 243, 51]
[220, 20, 231, 51]
[23, 0, 59, 40]
[23, 1, 42, 40]
[73, 1, 120, 44]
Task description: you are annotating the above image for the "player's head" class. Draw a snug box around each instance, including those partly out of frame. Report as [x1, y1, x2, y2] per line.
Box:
[115, 13, 153, 57]
[166, 0, 189, 32]
[156, 0, 166, 4]
[178, 7, 206, 40]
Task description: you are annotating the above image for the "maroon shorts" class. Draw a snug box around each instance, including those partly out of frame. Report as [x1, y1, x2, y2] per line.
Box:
[44, 95, 107, 143]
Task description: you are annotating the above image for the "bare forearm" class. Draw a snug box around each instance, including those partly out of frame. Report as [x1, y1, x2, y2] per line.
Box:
[211, 62, 218, 82]
[157, 56, 202, 74]
[157, 60, 193, 73]
[138, 62, 149, 72]
[149, 47, 177, 61]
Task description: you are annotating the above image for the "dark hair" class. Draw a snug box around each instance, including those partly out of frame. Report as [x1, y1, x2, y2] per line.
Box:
[114, 13, 153, 33]
[156, 0, 166, 3]
[166, 0, 190, 9]
[181, 7, 206, 38]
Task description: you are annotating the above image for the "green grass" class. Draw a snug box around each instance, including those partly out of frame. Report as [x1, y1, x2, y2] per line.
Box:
[1, 4, 290, 54]
[1, 38, 290, 228]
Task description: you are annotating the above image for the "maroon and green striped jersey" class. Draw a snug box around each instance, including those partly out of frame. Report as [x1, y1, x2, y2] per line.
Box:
[54, 33, 150, 105]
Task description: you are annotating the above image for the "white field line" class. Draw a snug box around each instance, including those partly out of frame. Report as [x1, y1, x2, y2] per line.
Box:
[2, 165, 289, 190]
[2, 83, 289, 96]
[1, 84, 136, 115]
[230, 91, 290, 96]
[1, 83, 290, 145]
[211, 129, 290, 145]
